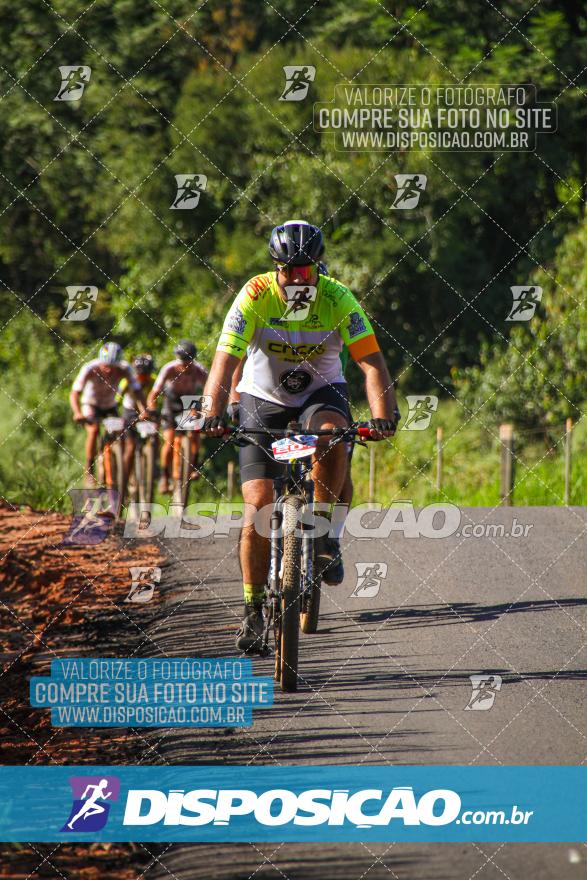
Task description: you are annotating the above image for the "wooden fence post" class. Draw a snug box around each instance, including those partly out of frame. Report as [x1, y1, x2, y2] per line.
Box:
[368, 444, 376, 504]
[227, 460, 235, 501]
[436, 426, 443, 491]
[564, 417, 573, 505]
[500, 423, 514, 506]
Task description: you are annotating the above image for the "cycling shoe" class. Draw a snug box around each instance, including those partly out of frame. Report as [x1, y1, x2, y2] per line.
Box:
[315, 536, 344, 585]
[235, 604, 265, 653]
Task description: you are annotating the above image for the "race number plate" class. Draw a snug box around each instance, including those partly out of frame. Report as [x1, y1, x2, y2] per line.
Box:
[102, 417, 125, 433]
[271, 434, 318, 461]
[136, 421, 157, 438]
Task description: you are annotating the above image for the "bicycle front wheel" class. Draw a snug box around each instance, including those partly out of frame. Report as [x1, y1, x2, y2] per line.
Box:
[99, 438, 124, 516]
[139, 438, 156, 505]
[172, 433, 191, 507]
[300, 565, 321, 635]
[109, 439, 125, 515]
[278, 494, 303, 692]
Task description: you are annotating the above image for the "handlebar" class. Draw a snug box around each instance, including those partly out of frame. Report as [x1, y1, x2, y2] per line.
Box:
[207, 422, 386, 443]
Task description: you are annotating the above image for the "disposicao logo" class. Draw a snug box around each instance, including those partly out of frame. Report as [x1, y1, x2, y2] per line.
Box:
[61, 775, 120, 832]
[121, 786, 461, 828]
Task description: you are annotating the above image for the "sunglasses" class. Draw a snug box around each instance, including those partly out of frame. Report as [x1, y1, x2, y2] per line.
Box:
[274, 263, 316, 281]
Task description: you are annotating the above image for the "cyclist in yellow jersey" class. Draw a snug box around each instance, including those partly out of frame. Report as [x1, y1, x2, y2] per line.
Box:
[226, 263, 356, 585]
[203, 221, 399, 652]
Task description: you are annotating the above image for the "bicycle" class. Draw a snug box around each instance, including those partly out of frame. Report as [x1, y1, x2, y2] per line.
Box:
[126, 415, 158, 506]
[93, 415, 126, 516]
[219, 422, 375, 692]
[171, 408, 201, 508]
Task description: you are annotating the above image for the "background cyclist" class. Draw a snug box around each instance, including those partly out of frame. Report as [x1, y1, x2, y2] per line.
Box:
[118, 353, 157, 482]
[203, 220, 399, 652]
[70, 342, 144, 487]
[147, 340, 208, 494]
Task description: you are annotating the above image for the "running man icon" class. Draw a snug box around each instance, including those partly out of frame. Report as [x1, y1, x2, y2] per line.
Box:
[67, 780, 111, 829]
[391, 174, 427, 209]
[282, 285, 317, 321]
[171, 174, 207, 209]
[280, 65, 316, 101]
[465, 674, 503, 711]
[506, 285, 543, 321]
[403, 395, 438, 431]
[54, 66, 91, 102]
[61, 490, 116, 546]
[61, 775, 120, 832]
[61, 285, 98, 322]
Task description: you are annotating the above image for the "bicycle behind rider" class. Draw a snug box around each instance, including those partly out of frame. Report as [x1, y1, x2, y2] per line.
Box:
[146, 341, 208, 494]
[70, 342, 144, 487]
[202, 220, 399, 652]
[118, 353, 158, 480]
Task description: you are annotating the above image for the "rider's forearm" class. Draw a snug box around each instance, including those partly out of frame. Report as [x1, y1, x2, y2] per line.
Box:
[358, 352, 397, 418]
[70, 390, 82, 416]
[146, 390, 159, 410]
[129, 389, 146, 414]
[229, 358, 245, 403]
[203, 351, 241, 415]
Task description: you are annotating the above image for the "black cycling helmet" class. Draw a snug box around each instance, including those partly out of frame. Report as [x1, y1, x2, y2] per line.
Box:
[174, 340, 197, 361]
[133, 353, 154, 373]
[269, 220, 324, 266]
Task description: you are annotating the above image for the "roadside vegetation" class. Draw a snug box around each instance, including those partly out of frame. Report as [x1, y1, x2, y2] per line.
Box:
[0, 1, 585, 510]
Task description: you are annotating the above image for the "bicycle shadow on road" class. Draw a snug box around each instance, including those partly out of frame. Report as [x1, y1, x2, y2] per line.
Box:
[356, 597, 587, 626]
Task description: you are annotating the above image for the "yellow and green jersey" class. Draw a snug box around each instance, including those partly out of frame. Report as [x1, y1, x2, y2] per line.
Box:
[218, 271, 379, 405]
[117, 373, 155, 411]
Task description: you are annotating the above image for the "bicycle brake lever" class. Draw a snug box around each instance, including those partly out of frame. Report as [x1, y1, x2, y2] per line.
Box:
[229, 431, 251, 448]
[285, 420, 302, 437]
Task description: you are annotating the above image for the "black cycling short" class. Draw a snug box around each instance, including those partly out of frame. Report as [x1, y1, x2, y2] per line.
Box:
[160, 394, 183, 429]
[122, 406, 139, 436]
[239, 383, 350, 483]
[81, 404, 118, 424]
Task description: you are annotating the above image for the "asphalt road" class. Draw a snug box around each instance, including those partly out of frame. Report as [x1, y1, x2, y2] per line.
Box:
[135, 506, 586, 880]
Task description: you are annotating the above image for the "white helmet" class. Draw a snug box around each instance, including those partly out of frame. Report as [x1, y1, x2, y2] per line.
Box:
[99, 342, 122, 364]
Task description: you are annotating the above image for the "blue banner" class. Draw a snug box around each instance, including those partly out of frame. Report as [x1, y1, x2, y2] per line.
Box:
[29, 658, 273, 727]
[0, 766, 584, 842]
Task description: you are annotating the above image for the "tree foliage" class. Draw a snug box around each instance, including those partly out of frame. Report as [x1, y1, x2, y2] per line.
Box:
[454, 214, 587, 430]
[0, 0, 585, 430]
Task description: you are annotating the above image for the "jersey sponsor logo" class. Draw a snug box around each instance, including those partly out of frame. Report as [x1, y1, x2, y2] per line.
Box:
[245, 276, 269, 300]
[225, 306, 247, 335]
[221, 342, 246, 354]
[347, 311, 367, 338]
[279, 370, 312, 394]
[267, 341, 326, 360]
[319, 278, 346, 304]
[304, 313, 323, 328]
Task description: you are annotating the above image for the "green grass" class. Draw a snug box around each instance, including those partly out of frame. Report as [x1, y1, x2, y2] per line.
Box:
[348, 400, 586, 508]
[0, 396, 86, 511]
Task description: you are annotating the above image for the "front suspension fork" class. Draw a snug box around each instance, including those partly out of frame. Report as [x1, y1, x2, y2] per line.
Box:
[301, 479, 315, 606]
[262, 503, 283, 655]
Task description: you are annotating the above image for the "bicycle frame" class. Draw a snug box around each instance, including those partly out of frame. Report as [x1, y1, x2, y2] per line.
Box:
[263, 452, 317, 656]
[100, 416, 125, 490]
[216, 422, 379, 684]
